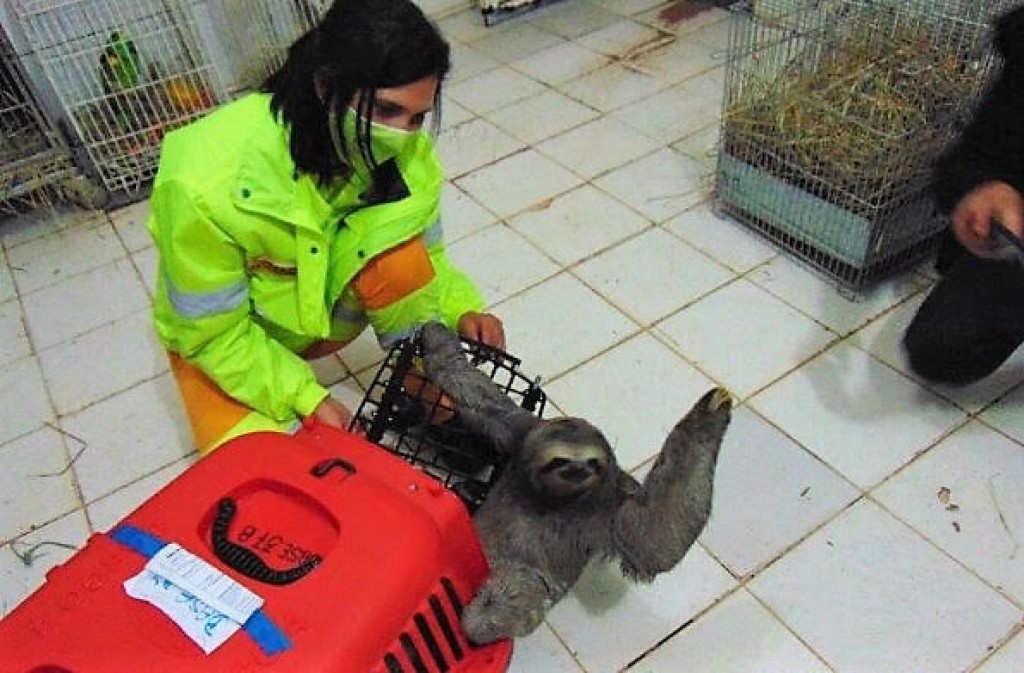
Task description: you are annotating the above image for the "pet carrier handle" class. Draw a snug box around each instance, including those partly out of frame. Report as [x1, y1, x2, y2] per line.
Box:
[211, 498, 322, 585]
[310, 457, 356, 477]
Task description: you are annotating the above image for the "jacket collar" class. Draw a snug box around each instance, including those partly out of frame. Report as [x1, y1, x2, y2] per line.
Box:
[229, 96, 438, 232]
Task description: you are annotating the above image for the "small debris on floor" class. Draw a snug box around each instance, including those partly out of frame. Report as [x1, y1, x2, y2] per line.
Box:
[10, 540, 78, 567]
[936, 485, 960, 511]
[937, 486, 962, 532]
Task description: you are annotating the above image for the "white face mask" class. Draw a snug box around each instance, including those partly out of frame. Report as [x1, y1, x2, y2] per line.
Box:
[327, 104, 418, 178]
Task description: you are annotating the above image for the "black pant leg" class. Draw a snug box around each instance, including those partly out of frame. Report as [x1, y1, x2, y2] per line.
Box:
[903, 254, 1024, 384]
[934, 227, 967, 274]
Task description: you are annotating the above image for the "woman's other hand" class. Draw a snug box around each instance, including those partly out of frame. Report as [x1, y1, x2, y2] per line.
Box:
[951, 181, 1024, 256]
[310, 395, 354, 431]
[457, 311, 505, 351]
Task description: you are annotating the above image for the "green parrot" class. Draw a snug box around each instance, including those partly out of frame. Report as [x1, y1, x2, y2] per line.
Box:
[100, 31, 140, 92]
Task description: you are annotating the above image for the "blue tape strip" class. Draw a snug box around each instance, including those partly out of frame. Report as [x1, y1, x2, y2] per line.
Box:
[244, 611, 292, 655]
[110, 523, 292, 656]
[111, 523, 165, 557]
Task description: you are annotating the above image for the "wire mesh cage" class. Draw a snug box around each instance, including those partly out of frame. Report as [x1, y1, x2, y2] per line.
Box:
[195, 0, 328, 98]
[0, 29, 99, 212]
[715, 0, 1016, 289]
[4, 0, 324, 202]
[352, 331, 547, 512]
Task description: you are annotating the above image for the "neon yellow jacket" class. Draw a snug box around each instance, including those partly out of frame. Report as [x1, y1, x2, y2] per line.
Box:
[148, 93, 485, 425]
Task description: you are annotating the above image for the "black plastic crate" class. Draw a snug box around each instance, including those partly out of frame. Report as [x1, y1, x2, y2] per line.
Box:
[352, 331, 546, 511]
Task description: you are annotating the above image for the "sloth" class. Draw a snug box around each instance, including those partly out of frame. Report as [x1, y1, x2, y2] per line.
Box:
[418, 322, 733, 644]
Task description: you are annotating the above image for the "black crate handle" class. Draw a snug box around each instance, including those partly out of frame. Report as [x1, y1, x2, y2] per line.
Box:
[211, 498, 322, 585]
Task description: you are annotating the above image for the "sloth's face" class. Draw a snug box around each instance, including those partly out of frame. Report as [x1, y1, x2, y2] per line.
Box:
[520, 417, 614, 506]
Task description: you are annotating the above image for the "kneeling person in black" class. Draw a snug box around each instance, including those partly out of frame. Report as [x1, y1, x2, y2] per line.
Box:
[903, 6, 1024, 384]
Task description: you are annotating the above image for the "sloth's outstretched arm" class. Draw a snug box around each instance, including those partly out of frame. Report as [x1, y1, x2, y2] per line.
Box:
[419, 322, 539, 453]
[613, 387, 732, 582]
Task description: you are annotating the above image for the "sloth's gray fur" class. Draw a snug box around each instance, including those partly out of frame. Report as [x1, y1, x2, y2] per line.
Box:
[419, 322, 732, 644]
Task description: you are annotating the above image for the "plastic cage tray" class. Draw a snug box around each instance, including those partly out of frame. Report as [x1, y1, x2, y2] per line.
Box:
[352, 332, 547, 511]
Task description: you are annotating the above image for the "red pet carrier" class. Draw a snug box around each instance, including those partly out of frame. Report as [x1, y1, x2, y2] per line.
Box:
[0, 331, 545, 673]
[0, 425, 511, 672]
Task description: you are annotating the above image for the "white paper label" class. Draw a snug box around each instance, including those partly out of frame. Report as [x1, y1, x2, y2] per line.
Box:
[122, 543, 264, 654]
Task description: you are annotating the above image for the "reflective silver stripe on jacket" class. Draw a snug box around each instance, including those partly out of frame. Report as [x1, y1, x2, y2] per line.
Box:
[423, 219, 443, 248]
[166, 275, 249, 319]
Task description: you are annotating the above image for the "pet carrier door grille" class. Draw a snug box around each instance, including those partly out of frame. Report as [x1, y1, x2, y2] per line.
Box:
[381, 578, 473, 673]
[715, 0, 1016, 290]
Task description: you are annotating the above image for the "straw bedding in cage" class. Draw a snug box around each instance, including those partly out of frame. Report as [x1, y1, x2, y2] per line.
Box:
[722, 10, 979, 217]
[714, 4, 991, 283]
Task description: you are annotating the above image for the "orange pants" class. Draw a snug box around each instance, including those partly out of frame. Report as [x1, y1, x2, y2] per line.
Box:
[168, 353, 261, 454]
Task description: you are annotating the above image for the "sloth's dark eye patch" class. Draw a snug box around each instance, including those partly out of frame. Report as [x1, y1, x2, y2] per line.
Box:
[544, 458, 570, 472]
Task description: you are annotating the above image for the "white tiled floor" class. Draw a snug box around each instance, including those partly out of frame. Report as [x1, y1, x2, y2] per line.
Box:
[2, 2, 1023, 671]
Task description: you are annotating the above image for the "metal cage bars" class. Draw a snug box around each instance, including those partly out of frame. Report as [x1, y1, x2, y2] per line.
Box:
[715, 0, 1016, 289]
[3, 0, 325, 202]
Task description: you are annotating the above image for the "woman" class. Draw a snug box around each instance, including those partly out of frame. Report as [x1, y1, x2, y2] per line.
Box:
[148, 0, 503, 453]
[902, 5, 1024, 384]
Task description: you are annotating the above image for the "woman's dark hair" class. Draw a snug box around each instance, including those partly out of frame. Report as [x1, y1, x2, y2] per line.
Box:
[263, 0, 450, 183]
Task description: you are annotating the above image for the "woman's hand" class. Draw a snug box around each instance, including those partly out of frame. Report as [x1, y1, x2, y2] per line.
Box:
[457, 311, 506, 351]
[309, 395, 354, 431]
[951, 181, 1024, 257]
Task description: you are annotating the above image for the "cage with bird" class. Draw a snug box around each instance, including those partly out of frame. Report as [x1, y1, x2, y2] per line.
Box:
[3, 0, 321, 204]
[715, 0, 1016, 289]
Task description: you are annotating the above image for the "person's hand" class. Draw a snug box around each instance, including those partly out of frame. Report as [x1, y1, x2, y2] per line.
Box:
[951, 181, 1024, 257]
[309, 395, 353, 431]
[457, 311, 506, 351]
